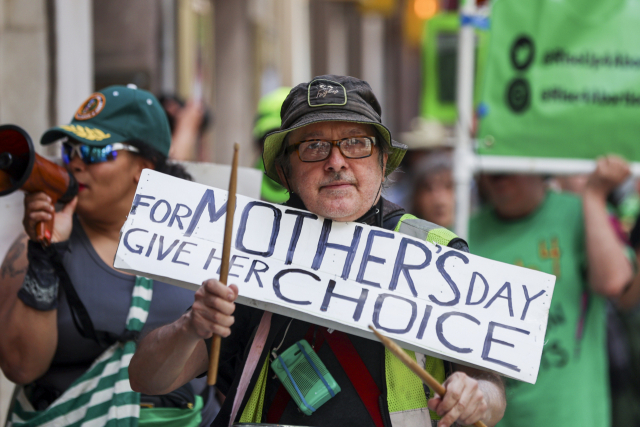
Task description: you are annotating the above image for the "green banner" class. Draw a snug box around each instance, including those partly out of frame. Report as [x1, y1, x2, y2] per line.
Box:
[477, 0, 640, 161]
[420, 13, 488, 124]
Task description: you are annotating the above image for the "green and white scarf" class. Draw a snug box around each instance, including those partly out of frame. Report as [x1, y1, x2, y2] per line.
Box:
[9, 276, 153, 427]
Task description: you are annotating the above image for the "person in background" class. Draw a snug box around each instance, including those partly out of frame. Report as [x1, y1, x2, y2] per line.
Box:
[0, 85, 218, 426]
[385, 118, 454, 209]
[554, 166, 640, 426]
[469, 155, 640, 427]
[252, 87, 291, 203]
[608, 176, 640, 426]
[411, 150, 455, 229]
[159, 94, 211, 161]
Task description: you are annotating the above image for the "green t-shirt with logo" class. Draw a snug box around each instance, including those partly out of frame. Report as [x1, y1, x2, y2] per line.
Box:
[469, 191, 609, 427]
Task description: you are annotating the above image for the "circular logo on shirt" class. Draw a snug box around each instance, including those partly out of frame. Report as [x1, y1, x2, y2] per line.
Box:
[74, 93, 106, 120]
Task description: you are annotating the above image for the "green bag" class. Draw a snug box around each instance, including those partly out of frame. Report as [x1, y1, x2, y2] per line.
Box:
[138, 395, 203, 427]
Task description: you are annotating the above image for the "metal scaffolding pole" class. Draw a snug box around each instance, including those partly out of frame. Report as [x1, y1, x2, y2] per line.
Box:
[476, 155, 640, 176]
[453, 0, 477, 239]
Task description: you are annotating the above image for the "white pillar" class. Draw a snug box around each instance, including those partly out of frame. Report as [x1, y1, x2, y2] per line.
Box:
[289, 0, 311, 84]
[327, 3, 348, 75]
[0, 0, 50, 153]
[214, 0, 254, 166]
[360, 13, 385, 111]
[160, 0, 177, 94]
[54, 0, 93, 124]
[453, 0, 476, 240]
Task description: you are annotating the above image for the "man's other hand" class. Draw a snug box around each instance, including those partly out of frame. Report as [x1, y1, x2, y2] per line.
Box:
[427, 371, 489, 427]
[185, 279, 238, 339]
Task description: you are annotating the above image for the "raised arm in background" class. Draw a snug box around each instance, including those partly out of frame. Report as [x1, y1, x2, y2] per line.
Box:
[582, 156, 635, 306]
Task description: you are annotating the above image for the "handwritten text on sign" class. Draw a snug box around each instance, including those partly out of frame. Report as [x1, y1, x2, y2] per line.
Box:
[115, 170, 556, 383]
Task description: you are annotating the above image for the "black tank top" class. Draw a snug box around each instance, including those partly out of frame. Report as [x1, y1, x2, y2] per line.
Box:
[34, 216, 197, 395]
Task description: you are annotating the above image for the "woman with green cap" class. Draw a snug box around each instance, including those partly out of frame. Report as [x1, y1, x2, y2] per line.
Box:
[0, 85, 217, 426]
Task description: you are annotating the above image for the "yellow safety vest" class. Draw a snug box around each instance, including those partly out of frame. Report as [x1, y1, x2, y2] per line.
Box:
[240, 214, 462, 426]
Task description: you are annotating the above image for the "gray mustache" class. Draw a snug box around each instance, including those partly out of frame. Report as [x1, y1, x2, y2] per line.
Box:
[320, 173, 356, 186]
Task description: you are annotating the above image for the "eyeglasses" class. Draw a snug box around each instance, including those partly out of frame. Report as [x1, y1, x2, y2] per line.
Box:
[62, 141, 140, 165]
[285, 136, 376, 162]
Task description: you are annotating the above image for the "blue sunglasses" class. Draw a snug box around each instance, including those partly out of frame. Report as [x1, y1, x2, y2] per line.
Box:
[62, 141, 139, 165]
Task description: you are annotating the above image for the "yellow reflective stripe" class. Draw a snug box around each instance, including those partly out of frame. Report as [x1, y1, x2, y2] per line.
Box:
[385, 348, 445, 421]
[239, 357, 269, 423]
[385, 348, 427, 412]
[425, 227, 459, 247]
[388, 213, 454, 422]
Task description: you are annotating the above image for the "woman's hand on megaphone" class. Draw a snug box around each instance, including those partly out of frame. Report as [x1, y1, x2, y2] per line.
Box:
[23, 192, 78, 243]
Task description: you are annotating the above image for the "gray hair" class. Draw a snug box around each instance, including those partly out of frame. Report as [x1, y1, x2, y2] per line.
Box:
[413, 150, 453, 188]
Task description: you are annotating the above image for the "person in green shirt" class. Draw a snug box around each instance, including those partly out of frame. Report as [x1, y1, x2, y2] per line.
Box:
[469, 155, 640, 427]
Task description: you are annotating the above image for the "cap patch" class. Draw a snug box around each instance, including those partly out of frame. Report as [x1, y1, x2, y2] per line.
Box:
[60, 125, 111, 141]
[74, 93, 106, 120]
[307, 79, 346, 107]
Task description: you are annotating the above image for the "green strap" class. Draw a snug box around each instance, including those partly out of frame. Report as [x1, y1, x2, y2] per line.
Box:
[11, 276, 154, 427]
[239, 357, 270, 423]
[126, 276, 154, 332]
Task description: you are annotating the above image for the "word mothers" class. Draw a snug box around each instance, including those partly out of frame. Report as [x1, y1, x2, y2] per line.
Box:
[115, 170, 555, 383]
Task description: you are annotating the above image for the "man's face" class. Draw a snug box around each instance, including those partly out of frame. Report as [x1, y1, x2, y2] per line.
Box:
[479, 174, 546, 218]
[279, 121, 387, 222]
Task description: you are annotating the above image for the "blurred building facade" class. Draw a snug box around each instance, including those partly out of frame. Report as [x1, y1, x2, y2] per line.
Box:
[0, 0, 453, 420]
[0, 0, 92, 156]
[1, 0, 432, 165]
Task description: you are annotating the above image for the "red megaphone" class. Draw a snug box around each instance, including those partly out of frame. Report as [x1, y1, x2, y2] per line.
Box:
[0, 124, 78, 246]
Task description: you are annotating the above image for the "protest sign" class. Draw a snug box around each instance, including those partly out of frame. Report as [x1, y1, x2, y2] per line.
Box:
[115, 170, 556, 383]
[477, 0, 640, 161]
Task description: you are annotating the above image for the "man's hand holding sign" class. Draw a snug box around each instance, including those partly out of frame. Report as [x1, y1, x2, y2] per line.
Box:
[370, 326, 488, 427]
[128, 76, 553, 427]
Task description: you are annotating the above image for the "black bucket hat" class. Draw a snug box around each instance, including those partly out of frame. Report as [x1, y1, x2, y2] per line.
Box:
[262, 75, 407, 186]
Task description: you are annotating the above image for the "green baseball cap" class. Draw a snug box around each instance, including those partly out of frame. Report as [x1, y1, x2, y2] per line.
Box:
[262, 75, 407, 186]
[41, 84, 171, 156]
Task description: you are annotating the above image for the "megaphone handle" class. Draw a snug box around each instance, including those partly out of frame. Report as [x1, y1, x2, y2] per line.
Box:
[37, 218, 54, 246]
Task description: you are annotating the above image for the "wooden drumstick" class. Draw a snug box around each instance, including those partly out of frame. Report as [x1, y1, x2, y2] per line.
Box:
[369, 325, 488, 427]
[207, 143, 239, 385]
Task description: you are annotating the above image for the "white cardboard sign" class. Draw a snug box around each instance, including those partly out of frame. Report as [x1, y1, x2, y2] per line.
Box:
[115, 170, 556, 383]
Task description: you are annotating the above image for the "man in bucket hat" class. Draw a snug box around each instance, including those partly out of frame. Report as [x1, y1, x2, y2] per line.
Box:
[129, 75, 506, 427]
